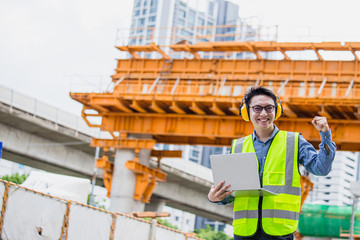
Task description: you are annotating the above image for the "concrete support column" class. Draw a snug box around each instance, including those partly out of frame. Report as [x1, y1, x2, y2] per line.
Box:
[109, 147, 152, 213]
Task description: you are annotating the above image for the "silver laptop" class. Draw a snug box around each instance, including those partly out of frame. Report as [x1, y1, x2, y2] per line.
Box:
[210, 152, 277, 197]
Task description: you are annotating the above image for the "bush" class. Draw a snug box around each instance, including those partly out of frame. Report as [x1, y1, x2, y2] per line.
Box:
[194, 225, 233, 240]
[1, 173, 28, 184]
[158, 218, 179, 230]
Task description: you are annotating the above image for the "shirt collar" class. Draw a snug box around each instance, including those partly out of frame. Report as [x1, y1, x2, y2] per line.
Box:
[252, 125, 279, 142]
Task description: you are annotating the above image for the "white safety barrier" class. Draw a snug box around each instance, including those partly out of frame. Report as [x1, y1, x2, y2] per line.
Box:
[156, 225, 186, 240]
[114, 215, 151, 240]
[0, 180, 204, 240]
[1, 184, 67, 240]
[67, 203, 113, 240]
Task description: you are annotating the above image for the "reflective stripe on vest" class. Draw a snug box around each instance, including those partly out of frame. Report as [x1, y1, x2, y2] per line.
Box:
[231, 131, 301, 237]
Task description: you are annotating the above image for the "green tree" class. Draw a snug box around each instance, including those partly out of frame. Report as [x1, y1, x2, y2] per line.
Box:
[194, 225, 233, 240]
[157, 218, 179, 230]
[142, 218, 179, 230]
[1, 173, 28, 184]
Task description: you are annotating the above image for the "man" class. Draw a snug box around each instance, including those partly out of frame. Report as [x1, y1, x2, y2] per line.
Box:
[208, 86, 336, 240]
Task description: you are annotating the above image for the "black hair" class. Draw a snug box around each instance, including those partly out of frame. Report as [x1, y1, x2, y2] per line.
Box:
[244, 86, 277, 106]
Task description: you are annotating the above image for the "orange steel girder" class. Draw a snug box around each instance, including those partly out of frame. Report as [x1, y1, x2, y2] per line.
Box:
[70, 41, 360, 204]
[87, 113, 359, 151]
[71, 42, 360, 151]
[125, 160, 167, 203]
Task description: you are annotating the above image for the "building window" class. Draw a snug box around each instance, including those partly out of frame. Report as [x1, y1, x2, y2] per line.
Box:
[149, 16, 156, 23]
[178, 9, 186, 18]
[143, 9, 147, 15]
[198, 18, 204, 26]
[345, 172, 353, 177]
[147, 28, 153, 36]
[214, 147, 223, 154]
[180, 29, 193, 36]
[176, 18, 185, 27]
[143, 0, 147, 6]
[197, 18, 205, 34]
[138, 18, 145, 27]
[135, 10, 140, 16]
[150, 0, 157, 6]
[208, 1, 214, 16]
[150, 7, 157, 13]
[346, 164, 354, 169]
[206, 22, 213, 35]
[346, 156, 355, 162]
[179, 1, 187, 7]
[191, 150, 199, 158]
[188, 10, 195, 27]
[130, 39, 137, 45]
[135, 0, 141, 8]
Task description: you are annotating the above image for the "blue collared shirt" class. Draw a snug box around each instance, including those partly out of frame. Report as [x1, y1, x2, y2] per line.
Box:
[215, 125, 336, 205]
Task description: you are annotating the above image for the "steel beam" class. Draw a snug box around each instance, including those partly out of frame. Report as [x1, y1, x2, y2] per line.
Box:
[97, 114, 360, 151]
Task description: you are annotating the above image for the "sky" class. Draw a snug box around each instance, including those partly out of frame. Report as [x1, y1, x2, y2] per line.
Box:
[1, 0, 360, 116]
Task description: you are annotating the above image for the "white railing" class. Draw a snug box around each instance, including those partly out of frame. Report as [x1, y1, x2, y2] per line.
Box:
[0, 85, 102, 138]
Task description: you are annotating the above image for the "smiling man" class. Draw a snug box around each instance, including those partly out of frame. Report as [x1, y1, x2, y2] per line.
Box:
[208, 86, 336, 240]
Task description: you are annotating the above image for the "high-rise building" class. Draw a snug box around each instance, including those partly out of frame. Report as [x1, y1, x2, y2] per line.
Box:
[306, 151, 360, 206]
[129, 0, 218, 47]
[127, 0, 275, 59]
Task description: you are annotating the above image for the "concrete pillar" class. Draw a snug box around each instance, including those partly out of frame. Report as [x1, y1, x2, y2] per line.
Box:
[109, 148, 152, 213]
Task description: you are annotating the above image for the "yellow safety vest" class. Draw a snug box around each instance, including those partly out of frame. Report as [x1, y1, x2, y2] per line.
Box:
[230, 131, 301, 236]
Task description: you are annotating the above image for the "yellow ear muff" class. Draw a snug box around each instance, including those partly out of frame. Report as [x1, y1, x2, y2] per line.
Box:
[240, 104, 250, 121]
[239, 98, 250, 121]
[274, 96, 283, 120]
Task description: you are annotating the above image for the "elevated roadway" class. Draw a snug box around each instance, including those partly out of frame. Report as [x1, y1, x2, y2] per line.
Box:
[0, 86, 232, 223]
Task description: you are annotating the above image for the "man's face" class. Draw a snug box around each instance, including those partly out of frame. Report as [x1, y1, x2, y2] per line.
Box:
[248, 95, 276, 131]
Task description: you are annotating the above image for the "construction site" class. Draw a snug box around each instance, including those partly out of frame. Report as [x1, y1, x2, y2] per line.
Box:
[1, 0, 360, 239]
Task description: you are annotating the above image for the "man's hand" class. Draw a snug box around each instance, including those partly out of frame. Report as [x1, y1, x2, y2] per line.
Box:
[312, 116, 330, 132]
[208, 180, 233, 202]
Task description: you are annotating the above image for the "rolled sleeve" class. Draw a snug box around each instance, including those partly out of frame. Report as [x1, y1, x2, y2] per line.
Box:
[299, 130, 336, 176]
[208, 195, 235, 206]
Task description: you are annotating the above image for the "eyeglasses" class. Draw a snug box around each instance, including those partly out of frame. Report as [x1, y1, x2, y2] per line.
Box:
[251, 105, 275, 113]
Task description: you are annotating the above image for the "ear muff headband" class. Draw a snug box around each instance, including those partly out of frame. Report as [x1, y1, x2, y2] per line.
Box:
[239, 95, 283, 121]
